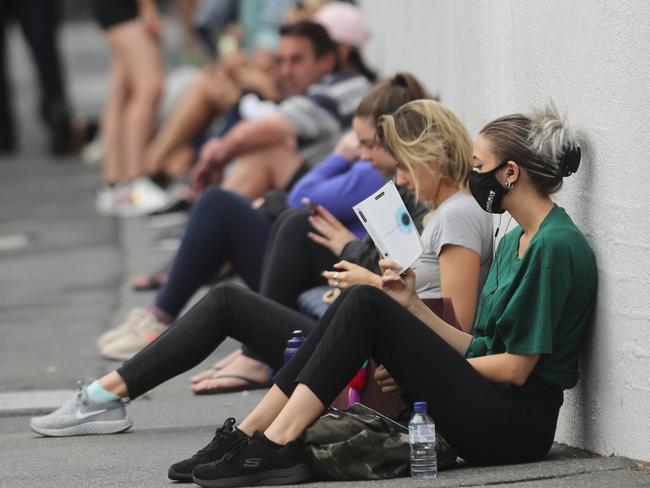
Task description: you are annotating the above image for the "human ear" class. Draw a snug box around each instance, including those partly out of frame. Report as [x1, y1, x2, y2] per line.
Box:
[505, 160, 520, 186]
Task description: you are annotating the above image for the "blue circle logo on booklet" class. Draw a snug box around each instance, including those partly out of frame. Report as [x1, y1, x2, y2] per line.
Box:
[395, 206, 413, 234]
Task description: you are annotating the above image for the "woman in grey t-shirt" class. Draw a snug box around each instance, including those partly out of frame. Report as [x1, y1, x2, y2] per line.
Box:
[384, 107, 495, 331]
[325, 100, 494, 332]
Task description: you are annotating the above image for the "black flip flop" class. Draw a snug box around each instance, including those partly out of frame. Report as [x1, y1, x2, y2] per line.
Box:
[193, 374, 273, 396]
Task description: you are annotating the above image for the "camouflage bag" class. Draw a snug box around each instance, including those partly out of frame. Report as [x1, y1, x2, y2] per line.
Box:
[302, 403, 410, 480]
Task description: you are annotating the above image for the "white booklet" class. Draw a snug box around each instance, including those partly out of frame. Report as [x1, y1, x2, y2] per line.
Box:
[353, 181, 423, 274]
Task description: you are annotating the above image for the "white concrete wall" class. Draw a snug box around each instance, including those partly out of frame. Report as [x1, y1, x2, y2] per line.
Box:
[358, 0, 650, 461]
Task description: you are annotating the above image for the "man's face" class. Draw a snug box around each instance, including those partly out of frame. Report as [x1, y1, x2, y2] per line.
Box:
[277, 36, 331, 96]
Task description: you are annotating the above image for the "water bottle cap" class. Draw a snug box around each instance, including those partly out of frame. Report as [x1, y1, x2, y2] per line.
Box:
[413, 401, 428, 413]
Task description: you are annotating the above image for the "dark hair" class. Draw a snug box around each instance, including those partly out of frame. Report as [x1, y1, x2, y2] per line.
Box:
[356, 72, 429, 121]
[279, 21, 338, 60]
[479, 102, 585, 195]
[348, 48, 377, 82]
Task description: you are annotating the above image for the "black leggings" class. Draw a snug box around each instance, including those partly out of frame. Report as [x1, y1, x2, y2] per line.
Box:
[119, 283, 562, 465]
[239, 208, 337, 360]
[259, 208, 337, 309]
[273, 285, 564, 466]
[118, 283, 317, 399]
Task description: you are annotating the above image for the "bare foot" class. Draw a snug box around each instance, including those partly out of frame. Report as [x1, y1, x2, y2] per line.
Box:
[191, 355, 272, 393]
[214, 348, 243, 369]
[190, 348, 243, 384]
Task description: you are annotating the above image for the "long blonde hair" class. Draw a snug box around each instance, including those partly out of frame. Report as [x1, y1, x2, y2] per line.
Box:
[377, 99, 473, 198]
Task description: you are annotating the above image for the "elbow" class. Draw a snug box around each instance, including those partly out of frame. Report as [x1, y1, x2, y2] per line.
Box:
[511, 373, 528, 387]
[509, 364, 532, 386]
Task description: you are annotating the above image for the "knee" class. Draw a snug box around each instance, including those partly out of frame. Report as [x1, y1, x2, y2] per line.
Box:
[194, 186, 238, 214]
[205, 282, 240, 309]
[275, 208, 310, 233]
[340, 284, 385, 309]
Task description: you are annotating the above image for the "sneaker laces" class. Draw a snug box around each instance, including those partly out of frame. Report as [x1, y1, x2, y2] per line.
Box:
[196, 417, 237, 456]
[61, 381, 87, 414]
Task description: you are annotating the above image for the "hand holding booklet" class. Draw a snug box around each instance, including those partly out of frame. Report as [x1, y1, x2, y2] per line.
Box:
[353, 181, 423, 274]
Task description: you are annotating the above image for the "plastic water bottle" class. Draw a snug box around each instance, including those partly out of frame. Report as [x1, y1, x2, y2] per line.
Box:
[283, 330, 305, 364]
[408, 401, 437, 479]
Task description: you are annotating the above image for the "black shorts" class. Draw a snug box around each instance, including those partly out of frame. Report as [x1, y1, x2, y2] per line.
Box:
[92, 0, 138, 30]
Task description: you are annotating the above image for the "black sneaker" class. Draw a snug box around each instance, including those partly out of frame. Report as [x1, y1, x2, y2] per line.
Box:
[168, 418, 247, 482]
[192, 431, 311, 487]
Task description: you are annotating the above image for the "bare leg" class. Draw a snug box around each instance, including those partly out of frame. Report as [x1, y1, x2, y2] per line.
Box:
[237, 385, 292, 436]
[222, 142, 302, 199]
[144, 68, 216, 175]
[109, 21, 164, 181]
[101, 51, 129, 184]
[263, 384, 324, 444]
[98, 370, 129, 398]
[162, 144, 194, 179]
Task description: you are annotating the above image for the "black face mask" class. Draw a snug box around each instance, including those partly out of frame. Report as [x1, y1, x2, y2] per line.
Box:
[468, 161, 509, 214]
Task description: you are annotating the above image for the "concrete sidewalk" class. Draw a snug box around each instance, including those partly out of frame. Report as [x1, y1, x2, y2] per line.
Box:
[0, 18, 648, 488]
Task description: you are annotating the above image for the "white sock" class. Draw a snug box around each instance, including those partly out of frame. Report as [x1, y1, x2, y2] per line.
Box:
[86, 381, 120, 404]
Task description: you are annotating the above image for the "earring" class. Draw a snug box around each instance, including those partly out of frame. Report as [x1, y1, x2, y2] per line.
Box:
[505, 180, 513, 191]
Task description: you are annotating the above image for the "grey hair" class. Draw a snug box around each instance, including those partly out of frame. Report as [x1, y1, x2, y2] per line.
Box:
[529, 101, 586, 176]
[480, 101, 586, 195]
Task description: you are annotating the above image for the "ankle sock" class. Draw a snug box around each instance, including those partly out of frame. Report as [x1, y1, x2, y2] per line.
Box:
[86, 381, 120, 404]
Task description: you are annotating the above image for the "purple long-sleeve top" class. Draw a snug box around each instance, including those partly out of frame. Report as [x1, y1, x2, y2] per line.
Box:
[287, 153, 385, 238]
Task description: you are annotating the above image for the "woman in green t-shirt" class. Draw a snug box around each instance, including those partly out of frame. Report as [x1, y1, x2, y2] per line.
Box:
[110, 101, 598, 485]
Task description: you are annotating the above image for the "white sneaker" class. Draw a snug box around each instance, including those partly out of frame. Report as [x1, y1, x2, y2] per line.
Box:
[100, 309, 169, 361]
[96, 307, 149, 349]
[94, 183, 131, 216]
[125, 177, 176, 217]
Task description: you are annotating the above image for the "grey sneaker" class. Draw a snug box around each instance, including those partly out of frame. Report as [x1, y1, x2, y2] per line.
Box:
[30, 383, 132, 437]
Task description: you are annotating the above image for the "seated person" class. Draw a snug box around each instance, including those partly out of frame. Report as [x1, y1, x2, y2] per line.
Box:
[30, 100, 495, 473]
[180, 101, 594, 486]
[194, 85, 494, 394]
[96, 73, 423, 367]
[190, 20, 371, 199]
[144, 1, 374, 190]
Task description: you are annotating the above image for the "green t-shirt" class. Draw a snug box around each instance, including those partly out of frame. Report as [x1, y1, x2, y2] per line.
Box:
[465, 206, 597, 389]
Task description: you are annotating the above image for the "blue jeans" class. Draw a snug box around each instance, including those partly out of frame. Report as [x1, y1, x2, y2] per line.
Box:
[155, 186, 273, 318]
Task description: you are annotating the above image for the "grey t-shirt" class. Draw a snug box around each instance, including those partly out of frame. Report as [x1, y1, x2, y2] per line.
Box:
[415, 190, 494, 300]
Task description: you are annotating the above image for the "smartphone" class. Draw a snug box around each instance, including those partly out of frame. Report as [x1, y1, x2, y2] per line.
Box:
[301, 197, 320, 216]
